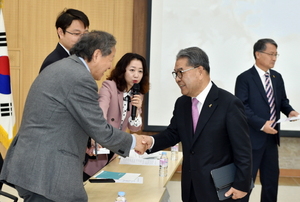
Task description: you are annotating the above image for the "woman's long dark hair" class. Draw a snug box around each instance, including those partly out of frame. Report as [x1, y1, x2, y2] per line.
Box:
[107, 53, 150, 94]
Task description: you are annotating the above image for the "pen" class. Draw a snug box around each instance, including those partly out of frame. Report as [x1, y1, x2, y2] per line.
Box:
[89, 178, 115, 183]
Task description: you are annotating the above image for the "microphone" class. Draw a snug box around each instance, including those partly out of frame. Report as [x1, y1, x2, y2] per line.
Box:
[131, 83, 140, 120]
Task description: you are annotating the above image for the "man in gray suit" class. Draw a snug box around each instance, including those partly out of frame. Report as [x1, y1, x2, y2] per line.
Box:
[0, 30, 147, 202]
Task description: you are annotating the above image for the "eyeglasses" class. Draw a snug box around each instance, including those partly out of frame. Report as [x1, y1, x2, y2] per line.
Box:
[65, 30, 88, 37]
[172, 67, 197, 79]
[259, 51, 279, 58]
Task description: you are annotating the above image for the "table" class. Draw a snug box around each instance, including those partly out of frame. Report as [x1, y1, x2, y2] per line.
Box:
[85, 151, 183, 202]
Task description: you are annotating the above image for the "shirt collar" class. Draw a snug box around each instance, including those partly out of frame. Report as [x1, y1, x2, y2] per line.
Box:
[78, 57, 90, 72]
[254, 64, 269, 76]
[58, 42, 70, 55]
[123, 91, 131, 98]
[193, 80, 212, 104]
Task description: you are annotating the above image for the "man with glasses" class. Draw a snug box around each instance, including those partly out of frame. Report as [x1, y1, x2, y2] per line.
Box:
[39, 8, 89, 73]
[143, 47, 252, 202]
[235, 38, 299, 202]
[38, 8, 94, 182]
[1, 31, 148, 202]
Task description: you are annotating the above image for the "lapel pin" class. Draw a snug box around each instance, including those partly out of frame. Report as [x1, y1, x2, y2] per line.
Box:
[209, 104, 212, 107]
[273, 75, 275, 78]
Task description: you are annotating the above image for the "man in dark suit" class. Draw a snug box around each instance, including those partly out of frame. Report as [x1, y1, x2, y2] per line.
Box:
[235, 38, 299, 202]
[39, 8, 89, 73]
[0, 31, 147, 202]
[144, 47, 252, 202]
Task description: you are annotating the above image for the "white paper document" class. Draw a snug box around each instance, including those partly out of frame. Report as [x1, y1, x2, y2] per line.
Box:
[93, 148, 110, 155]
[119, 157, 159, 166]
[128, 149, 161, 159]
[119, 150, 161, 166]
[115, 176, 144, 184]
[276, 115, 300, 124]
[119, 173, 141, 181]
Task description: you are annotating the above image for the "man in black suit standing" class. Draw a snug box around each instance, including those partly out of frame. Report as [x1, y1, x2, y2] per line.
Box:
[143, 47, 252, 202]
[235, 38, 299, 202]
[39, 8, 89, 73]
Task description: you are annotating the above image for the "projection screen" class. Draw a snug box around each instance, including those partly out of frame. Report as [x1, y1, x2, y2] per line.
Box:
[144, 0, 300, 137]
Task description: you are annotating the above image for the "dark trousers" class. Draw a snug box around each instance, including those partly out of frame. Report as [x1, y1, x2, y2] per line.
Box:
[187, 182, 198, 202]
[241, 135, 279, 202]
[15, 185, 54, 202]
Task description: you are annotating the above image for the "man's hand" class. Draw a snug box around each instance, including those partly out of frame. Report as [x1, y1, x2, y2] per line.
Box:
[225, 187, 247, 200]
[86, 139, 102, 156]
[289, 110, 299, 118]
[263, 120, 278, 134]
[133, 134, 153, 155]
[133, 134, 148, 154]
[140, 135, 153, 150]
[86, 147, 94, 156]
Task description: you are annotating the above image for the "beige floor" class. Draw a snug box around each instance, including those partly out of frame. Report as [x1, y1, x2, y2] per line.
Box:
[1, 174, 300, 202]
[167, 172, 300, 202]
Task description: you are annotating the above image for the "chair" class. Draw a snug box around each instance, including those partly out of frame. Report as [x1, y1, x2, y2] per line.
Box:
[0, 153, 18, 202]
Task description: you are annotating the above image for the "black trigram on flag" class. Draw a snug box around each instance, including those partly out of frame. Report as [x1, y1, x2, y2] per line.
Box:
[0, 102, 13, 117]
[0, 32, 7, 46]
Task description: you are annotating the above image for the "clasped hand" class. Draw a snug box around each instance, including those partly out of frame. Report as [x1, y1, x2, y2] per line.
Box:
[133, 134, 153, 155]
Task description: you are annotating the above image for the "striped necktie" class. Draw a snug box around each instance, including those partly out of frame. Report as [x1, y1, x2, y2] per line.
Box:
[265, 72, 276, 125]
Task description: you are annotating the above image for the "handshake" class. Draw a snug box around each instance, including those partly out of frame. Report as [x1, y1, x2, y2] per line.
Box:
[133, 134, 154, 155]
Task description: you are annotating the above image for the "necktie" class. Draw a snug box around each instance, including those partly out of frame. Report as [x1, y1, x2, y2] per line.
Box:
[192, 98, 199, 132]
[265, 72, 276, 125]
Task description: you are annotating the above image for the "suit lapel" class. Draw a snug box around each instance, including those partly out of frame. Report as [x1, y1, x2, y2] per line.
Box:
[117, 90, 124, 117]
[183, 97, 194, 142]
[250, 66, 269, 105]
[269, 69, 278, 107]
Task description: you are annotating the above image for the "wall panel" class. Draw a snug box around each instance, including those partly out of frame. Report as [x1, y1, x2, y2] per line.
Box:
[2, 0, 133, 134]
[1, 0, 21, 156]
[2, 0, 19, 48]
[1, 0, 134, 153]
[8, 49, 21, 132]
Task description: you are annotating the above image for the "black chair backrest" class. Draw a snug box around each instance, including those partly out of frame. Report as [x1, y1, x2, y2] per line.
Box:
[0, 153, 4, 190]
[0, 153, 18, 202]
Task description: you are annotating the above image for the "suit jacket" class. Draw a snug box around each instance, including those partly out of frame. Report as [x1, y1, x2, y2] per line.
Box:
[0, 55, 133, 202]
[83, 80, 143, 176]
[99, 80, 143, 132]
[149, 82, 252, 202]
[235, 66, 294, 149]
[39, 43, 69, 73]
